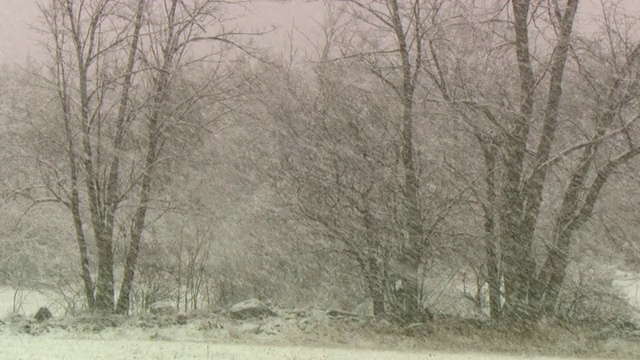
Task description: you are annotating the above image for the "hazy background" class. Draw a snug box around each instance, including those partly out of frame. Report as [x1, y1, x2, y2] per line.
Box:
[3, 0, 640, 66]
[0, 0, 332, 65]
[2, 0, 640, 318]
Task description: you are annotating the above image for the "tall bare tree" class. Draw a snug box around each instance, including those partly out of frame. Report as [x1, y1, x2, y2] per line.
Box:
[36, 0, 248, 313]
[341, 0, 444, 321]
[428, 0, 640, 321]
[263, 60, 403, 316]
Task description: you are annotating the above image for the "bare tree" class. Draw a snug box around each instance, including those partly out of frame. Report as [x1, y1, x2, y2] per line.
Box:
[264, 61, 405, 316]
[427, 0, 640, 321]
[34, 0, 249, 313]
[337, 0, 447, 322]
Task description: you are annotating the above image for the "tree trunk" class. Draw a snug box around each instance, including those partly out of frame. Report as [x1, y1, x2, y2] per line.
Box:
[478, 134, 502, 319]
[391, 274, 431, 323]
[500, 0, 579, 322]
[55, 42, 96, 310]
[115, 226, 144, 314]
[366, 255, 386, 316]
[500, 151, 532, 320]
[536, 229, 572, 315]
[64, 0, 117, 312]
[94, 231, 115, 312]
[389, 0, 429, 320]
[500, 0, 536, 321]
[486, 238, 501, 319]
[116, 0, 179, 314]
[114, 103, 159, 314]
[108, 0, 146, 313]
[535, 142, 640, 314]
[70, 195, 95, 310]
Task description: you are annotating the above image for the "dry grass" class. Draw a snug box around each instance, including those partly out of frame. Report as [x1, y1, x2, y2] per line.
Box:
[2, 308, 639, 359]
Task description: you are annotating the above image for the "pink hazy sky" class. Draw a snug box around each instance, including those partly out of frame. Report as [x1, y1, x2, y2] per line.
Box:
[0, 0, 639, 65]
[0, 0, 334, 65]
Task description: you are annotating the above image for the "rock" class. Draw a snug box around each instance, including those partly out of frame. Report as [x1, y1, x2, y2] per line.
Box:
[34, 307, 52, 322]
[326, 309, 359, 318]
[229, 299, 276, 320]
[176, 313, 188, 325]
[149, 301, 177, 315]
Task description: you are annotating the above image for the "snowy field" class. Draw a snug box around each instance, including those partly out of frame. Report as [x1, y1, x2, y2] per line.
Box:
[0, 286, 628, 360]
[0, 336, 604, 360]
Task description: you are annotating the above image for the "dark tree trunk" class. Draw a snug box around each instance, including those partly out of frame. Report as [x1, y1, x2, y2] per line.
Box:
[536, 230, 572, 315]
[534, 143, 640, 314]
[366, 256, 386, 316]
[391, 275, 431, 323]
[70, 198, 95, 311]
[500, 0, 579, 322]
[116, 0, 178, 314]
[388, 0, 429, 318]
[500, 154, 531, 320]
[111, 0, 146, 315]
[64, 0, 117, 313]
[116, 217, 145, 314]
[500, 0, 535, 321]
[56, 57, 96, 310]
[94, 230, 115, 312]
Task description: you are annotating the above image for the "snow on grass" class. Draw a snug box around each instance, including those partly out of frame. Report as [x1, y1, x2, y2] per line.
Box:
[0, 335, 606, 360]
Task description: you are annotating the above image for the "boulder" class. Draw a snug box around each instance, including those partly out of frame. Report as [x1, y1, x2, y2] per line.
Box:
[149, 301, 177, 315]
[326, 309, 359, 318]
[176, 313, 188, 325]
[230, 299, 276, 320]
[34, 307, 52, 322]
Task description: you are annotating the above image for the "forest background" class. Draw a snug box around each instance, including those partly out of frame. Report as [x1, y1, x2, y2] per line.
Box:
[1, 0, 640, 328]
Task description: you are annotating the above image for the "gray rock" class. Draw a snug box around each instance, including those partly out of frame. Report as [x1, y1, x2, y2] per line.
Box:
[34, 307, 52, 322]
[326, 309, 358, 318]
[230, 299, 276, 320]
[176, 313, 188, 325]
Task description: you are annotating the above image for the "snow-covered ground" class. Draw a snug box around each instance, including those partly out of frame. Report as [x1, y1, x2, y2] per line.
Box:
[0, 286, 628, 360]
[0, 336, 606, 360]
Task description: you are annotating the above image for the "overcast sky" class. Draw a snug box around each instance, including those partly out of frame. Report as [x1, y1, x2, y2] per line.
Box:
[0, 0, 332, 65]
[1, 0, 639, 66]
